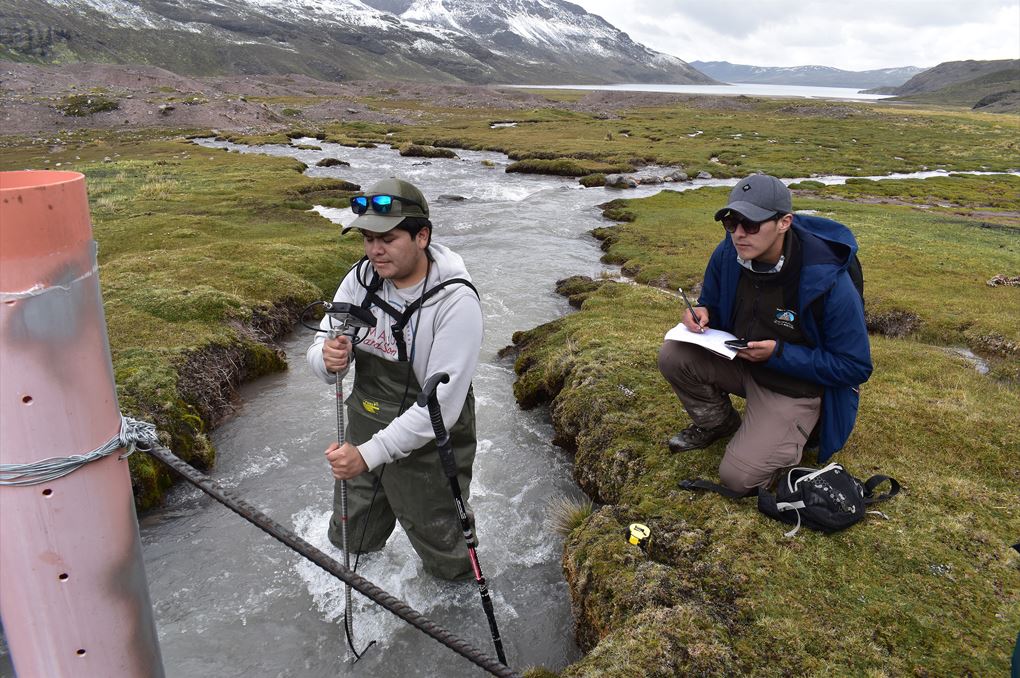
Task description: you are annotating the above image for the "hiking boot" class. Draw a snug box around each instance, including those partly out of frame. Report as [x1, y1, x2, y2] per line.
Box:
[668, 409, 741, 453]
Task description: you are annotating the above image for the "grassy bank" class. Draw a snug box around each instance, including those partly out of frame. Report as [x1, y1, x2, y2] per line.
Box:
[509, 180, 1019, 675]
[591, 176, 1020, 378]
[2, 91, 1017, 672]
[1, 130, 364, 508]
[310, 96, 1019, 180]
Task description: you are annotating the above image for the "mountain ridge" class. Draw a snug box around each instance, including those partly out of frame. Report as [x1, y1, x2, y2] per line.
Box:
[863, 59, 1020, 113]
[690, 60, 924, 89]
[0, 0, 715, 85]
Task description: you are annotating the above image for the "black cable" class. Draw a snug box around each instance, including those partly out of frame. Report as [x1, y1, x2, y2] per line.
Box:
[143, 444, 519, 678]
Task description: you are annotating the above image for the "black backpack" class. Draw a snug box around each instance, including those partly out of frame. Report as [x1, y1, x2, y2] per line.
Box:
[679, 462, 899, 537]
[757, 463, 899, 536]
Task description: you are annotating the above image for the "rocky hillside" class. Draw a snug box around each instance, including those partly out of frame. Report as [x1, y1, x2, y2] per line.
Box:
[690, 60, 922, 89]
[866, 59, 1019, 112]
[0, 0, 715, 85]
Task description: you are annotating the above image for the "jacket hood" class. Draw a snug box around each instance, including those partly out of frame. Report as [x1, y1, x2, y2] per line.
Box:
[791, 214, 858, 306]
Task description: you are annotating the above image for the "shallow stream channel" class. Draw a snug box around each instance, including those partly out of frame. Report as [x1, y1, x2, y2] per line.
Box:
[142, 139, 687, 678]
[0, 139, 1000, 678]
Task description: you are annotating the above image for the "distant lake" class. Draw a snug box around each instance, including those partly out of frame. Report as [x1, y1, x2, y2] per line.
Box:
[510, 82, 893, 101]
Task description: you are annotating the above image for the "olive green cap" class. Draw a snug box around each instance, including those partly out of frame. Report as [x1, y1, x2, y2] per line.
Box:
[343, 178, 429, 234]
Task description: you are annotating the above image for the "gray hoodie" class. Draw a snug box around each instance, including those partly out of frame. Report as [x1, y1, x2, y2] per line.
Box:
[306, 243, 483, 470]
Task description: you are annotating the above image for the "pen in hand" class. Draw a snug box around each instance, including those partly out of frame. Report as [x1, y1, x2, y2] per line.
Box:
[678, 287, 704, 333]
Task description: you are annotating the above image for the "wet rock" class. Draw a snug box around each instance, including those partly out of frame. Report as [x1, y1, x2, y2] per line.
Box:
[696, 171, 713, 179]
[605, 173, 637, 189]
[437, 194, 466, 201]
[635, 174, 662, 185]
[316, 157, 350, 167]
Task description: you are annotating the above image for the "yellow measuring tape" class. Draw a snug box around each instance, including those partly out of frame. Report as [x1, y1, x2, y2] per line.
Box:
[626, 522, 651, 550]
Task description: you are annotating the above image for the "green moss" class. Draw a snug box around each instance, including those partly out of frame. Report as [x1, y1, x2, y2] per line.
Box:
[579, 173, 606, 188]
[507, 158, 635, 177]
[398, 143, 458, 158]
[217, 132, 291, 145]
[56, 94, 119, 116]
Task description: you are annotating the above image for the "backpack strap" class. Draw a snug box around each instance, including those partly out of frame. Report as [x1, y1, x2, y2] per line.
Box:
[756, 489, 805, 537]
[862, 475, 900, 505]
[678, 478, 758, 499]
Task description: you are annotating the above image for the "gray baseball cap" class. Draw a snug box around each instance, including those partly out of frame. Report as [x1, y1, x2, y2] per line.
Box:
[714, 174, 792, 223]
[343, 178, 429, 234]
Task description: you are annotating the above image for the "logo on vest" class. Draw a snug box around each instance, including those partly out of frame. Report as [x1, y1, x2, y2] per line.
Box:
[774, 308, 796, 329]
[362, 399, 381, 414]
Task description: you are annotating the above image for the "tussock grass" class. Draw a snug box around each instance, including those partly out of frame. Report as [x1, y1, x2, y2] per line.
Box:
[545, 495, 596, 537]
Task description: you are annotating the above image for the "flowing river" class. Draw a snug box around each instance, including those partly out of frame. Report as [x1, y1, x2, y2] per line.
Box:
[0, 137, 1008, 677]
[138, 140, 685, 678]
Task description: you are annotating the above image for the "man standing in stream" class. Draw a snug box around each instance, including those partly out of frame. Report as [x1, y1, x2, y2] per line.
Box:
[658, 174, 872, 494]
[307, 177, 483, 580]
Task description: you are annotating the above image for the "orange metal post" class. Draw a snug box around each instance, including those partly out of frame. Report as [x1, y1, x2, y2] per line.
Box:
[0, 171, 164, 677]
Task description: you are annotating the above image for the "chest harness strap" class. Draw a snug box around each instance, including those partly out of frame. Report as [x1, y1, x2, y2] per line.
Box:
[356, 259, 478, 362]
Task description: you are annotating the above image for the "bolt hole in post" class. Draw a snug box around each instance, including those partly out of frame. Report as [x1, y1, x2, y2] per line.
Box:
[58, 573, 69, 581]
[75, 650, 86, 657]
[21, 395, 32, 405]
[42, 489, 53, 497]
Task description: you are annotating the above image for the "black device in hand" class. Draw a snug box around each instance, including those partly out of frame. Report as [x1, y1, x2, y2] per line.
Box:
[724, 339, 751, 349]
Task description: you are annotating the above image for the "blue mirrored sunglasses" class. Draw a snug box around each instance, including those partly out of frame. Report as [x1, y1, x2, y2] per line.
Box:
[350, 194, 422, 215]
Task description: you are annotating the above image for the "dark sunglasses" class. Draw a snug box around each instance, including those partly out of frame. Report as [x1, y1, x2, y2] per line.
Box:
[351, 194, 423, 215]
[719, 211, 784, 235]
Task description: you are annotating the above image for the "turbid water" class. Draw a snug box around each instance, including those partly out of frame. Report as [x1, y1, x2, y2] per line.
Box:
[133, 141, 685, 678]
[0, 138, 1009, 677]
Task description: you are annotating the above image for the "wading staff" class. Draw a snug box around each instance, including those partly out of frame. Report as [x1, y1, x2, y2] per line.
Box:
[303, 301, 377, 661]
[417, 373, 509, 667]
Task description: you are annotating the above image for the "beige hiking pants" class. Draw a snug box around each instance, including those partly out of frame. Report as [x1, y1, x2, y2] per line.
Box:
[658, 341, 822, 493]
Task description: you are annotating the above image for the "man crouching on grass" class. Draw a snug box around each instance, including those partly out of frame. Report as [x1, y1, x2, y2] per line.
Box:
[658, 174, 872, 494]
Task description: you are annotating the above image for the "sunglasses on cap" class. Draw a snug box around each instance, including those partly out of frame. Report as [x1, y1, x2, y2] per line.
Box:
[719, 210, 785, 235]
[351, 194, 423, 215]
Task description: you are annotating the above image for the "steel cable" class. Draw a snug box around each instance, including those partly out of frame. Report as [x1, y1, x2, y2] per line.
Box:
[143, 444, 519, 678]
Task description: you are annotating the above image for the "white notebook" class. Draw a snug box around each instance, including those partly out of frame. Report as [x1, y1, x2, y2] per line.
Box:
[664, 322, 740, 360]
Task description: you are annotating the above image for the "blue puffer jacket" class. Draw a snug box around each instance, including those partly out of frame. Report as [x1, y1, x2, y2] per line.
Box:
[698, 214, 872, 460]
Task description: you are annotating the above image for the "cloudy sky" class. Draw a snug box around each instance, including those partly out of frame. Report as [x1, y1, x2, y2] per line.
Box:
[569, 0, 1020, 71]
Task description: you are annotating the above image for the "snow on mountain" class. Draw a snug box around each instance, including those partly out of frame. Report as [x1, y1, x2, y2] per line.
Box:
[10, 0, 715, 84]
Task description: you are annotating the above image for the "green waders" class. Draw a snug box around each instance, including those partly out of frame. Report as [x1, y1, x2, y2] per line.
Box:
[329, 348, 476, 581]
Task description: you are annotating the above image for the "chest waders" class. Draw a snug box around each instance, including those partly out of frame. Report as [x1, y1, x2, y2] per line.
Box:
[331, 348, 477, 582]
